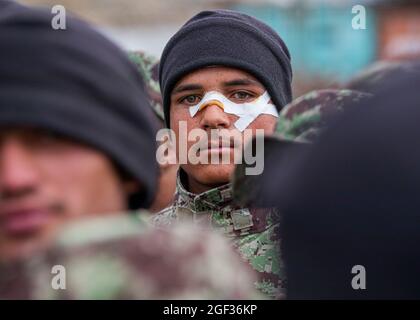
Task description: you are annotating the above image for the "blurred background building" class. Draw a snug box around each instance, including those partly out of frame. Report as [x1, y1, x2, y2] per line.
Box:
[20, 0, 420, 96]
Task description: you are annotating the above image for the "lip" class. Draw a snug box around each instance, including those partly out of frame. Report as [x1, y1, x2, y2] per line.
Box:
[200, 144, 235, 154]
[207, 139, 236, 149]
[196, 138, 239, 156]
[0, 207, 52, 236]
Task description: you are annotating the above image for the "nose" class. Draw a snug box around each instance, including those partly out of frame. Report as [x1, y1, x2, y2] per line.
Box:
[0, 139, 39, 198]
[199, 102, 231, 130]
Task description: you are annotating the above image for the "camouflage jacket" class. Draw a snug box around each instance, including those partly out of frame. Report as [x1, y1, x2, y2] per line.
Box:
[153, 171, 285, 299]
[0, 214, 259, 299]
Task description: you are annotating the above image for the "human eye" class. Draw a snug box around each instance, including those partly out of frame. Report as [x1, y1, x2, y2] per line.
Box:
[230, 91, 256, 103]
[180, 94, 201, 105]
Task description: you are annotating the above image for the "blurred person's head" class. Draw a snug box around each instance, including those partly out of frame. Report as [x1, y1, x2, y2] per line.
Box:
[270, 69, 420, 298]
[0, 1, 158, 261]
[128, 51, 177, 212]
[346, 60, 420, 93]
[159, 9, 293, 193]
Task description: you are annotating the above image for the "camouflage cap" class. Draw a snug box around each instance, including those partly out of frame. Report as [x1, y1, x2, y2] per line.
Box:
[275, 89, 371, 142]
[346, 60, 420, 94]
[233, 89, 371, 207]
[128, 50, 164, 121]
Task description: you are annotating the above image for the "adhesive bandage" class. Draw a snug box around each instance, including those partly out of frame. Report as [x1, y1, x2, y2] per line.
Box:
[188, 91, 279, 131]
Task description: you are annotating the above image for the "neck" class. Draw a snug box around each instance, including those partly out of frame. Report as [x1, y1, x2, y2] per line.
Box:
[187, 175, 228, 194]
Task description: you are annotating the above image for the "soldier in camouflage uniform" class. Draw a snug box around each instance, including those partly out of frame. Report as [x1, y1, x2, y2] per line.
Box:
[153, 10, 295, 299]
[154, 173, 284, 298]
[0, 1, 259, 300]
[0, 1, 159, 262]
[154, 86, 370, 299]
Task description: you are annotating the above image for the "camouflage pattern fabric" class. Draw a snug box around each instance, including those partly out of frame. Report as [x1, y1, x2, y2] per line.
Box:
[275, 89, 371, 142]
[233, 89, 371, 206]
[127, 51, 163, 120]
[346, 60, 420, 93]
[153, 171, 286, 299]
[0, 214, 259, 299]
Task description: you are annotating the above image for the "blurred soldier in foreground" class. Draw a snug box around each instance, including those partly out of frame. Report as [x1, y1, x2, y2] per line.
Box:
[128, 51, 178, 213]
[0, 1, 257, 299]
[0, 0, 157, 262]
[271, 71, 420, 299]
[1, 215, 257, 299]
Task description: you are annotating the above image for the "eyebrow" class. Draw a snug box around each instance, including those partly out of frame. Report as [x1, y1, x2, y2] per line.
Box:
[172, 84, 203, 94]
[172, 78, 263, 95]
[223, 78, 263, 88]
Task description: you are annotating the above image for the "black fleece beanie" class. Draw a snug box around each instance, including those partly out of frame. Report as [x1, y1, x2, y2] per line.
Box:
[0, 1, 159, 209]
[159, 9, 293, 127]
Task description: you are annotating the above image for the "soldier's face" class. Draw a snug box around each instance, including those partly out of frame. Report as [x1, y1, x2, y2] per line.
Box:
[0, 128, 132, 261]
[170, 66, 277, 193]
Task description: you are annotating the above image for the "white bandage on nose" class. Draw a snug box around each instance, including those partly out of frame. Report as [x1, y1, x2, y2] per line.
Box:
[188, 91, 279, 132]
